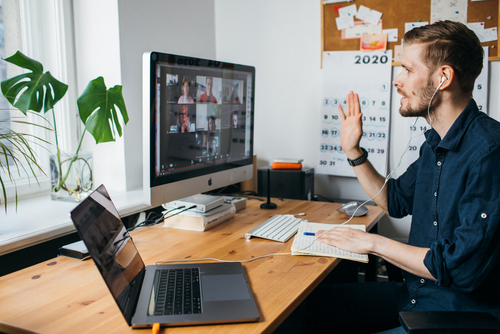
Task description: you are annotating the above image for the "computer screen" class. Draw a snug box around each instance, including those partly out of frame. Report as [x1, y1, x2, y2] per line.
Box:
[143, 52, 255, 207]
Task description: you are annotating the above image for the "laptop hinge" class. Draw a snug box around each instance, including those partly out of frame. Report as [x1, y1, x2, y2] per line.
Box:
[124, 266, 146, 326]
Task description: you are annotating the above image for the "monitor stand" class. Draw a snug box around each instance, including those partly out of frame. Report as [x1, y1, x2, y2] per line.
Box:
[261, 168, 277, 209]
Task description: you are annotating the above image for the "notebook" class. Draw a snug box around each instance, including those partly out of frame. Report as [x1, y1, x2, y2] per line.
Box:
[291, 221, 369, 263]
[70, 184, 259, 328]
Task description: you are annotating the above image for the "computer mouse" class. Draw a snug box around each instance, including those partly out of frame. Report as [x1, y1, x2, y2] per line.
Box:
[336, 201, 369, 216]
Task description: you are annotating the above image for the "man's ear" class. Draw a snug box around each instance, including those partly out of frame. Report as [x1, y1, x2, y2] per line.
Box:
[438, 65, 455, 90]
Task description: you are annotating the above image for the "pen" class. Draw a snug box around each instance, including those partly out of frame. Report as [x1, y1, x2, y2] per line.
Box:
[303, 232, 316, 236]
[152, 323, 160, 334]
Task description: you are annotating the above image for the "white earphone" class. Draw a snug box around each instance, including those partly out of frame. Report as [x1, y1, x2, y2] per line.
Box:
[426, 76, 447, 128]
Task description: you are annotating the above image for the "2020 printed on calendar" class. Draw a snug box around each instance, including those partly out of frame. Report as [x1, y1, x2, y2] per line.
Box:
[317, 50, 392, 177]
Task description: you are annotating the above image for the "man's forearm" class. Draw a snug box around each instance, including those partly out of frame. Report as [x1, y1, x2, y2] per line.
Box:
[371, 234, 435, 280]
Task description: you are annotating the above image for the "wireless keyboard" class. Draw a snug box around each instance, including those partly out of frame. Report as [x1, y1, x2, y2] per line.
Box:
[245, 214, 307, 242]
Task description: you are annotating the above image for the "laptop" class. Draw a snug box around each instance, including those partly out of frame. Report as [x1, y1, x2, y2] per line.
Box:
[70, 184, 259, 328]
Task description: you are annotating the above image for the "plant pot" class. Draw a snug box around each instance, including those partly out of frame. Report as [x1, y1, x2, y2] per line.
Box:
[50, 151, 93, 202]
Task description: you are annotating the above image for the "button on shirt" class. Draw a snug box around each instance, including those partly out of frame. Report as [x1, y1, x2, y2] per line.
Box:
[387, 99, 500, 320]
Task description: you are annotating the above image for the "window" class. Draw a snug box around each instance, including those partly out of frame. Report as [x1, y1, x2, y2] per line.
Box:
[1, 0, 78, 202]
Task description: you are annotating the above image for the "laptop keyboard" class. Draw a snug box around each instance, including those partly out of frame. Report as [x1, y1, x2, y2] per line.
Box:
[153, 268, 201, 316]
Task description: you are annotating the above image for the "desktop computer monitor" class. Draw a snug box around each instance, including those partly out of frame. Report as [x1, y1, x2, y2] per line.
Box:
[143, 52, 255, 207]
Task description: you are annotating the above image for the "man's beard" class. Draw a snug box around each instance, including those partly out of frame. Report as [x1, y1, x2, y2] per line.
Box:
[398, 80, 442, 119]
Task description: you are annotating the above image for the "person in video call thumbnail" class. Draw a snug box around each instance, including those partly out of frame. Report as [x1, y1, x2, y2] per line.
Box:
[210, 137, 218, 156]
[231, 111, 239, 129]
[208, 115, 217, 131]
[178, 105, 193, 133]
[178, 76, 194, 104]
[199, 77, 218, 103]
[229, 86, 241, 104]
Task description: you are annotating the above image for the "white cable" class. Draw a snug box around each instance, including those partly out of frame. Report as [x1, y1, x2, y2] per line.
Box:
[427, 78, 445, 129]
[155, 252, 292, 265]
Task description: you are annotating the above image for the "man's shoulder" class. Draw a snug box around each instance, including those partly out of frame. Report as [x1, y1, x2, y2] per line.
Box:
[470, 112, 500, 146]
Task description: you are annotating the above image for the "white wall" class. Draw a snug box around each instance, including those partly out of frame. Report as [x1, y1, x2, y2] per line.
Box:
[72, 0, 216, 191]
[214, 0, 500, 238]
[214, 0, 322, 171]
[116, 0, 217, 191]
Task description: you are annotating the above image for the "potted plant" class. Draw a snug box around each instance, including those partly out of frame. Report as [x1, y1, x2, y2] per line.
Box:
[0, 112, 49, 212]
[1, 50, 128, 203]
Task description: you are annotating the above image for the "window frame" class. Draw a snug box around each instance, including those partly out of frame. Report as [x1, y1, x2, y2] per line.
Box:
[1, 0, 80, 201]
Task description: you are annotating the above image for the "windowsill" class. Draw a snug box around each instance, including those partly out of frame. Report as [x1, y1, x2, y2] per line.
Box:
[0, 188, 150, 256]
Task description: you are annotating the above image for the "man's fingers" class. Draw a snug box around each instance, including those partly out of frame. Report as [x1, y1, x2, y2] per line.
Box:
[338, 104, 346, 120]
[346, 91, 353, 117]
[353, 93, 360, 114]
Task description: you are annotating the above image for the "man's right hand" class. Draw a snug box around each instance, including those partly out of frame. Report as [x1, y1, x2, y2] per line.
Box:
[338, 91, 364, 160]
[338, 91, 389, 213]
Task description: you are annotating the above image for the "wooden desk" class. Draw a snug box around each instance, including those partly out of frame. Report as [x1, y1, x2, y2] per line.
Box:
[0, 198, 384, 334]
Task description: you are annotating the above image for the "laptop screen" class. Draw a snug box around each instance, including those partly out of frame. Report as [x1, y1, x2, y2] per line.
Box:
[70, 185, 145, 323]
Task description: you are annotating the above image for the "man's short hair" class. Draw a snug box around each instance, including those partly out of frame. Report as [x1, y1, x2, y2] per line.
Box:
[403, 20, 483, 94]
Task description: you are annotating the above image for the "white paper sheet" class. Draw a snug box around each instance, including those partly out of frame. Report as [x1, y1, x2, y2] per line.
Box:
[431, 0, 468, 23]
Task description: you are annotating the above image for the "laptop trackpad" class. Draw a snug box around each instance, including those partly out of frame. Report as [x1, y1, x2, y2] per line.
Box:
[202, 274, 251, 302]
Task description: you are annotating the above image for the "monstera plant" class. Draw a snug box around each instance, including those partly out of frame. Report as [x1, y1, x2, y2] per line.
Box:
[1, 50, 128, 204]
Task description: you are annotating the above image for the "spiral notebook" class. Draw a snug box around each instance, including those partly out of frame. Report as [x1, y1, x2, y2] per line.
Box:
[291, 222, 369, 263]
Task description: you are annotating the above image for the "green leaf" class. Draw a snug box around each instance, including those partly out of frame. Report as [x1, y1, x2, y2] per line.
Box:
[77, 76, 129, 143]
[1, 51, 68, 114]
[0, 115, 46, 212]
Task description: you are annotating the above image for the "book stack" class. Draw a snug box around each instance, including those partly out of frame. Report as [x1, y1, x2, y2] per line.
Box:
[272, 158, 303, 170]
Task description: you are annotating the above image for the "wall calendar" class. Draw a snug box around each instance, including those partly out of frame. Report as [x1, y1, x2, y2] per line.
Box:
[317, 50, 392, 177]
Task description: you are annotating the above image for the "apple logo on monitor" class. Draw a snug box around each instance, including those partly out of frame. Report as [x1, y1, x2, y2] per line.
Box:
[208, 177, 212, 186]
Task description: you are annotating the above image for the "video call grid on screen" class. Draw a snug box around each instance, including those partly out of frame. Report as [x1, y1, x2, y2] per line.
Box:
[153, 60, 253, 179]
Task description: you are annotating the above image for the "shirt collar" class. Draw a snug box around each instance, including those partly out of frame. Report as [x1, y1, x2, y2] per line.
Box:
[424, 99, 479, 152]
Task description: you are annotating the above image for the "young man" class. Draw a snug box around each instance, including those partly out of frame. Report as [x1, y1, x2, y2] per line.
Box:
[199, 77, 218, 103]
[306, 20, 500, 334]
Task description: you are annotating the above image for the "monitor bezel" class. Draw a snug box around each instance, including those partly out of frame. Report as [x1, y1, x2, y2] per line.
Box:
[143, 51, 255, 207]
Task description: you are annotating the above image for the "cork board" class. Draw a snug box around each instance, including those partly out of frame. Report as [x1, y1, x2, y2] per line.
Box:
[321, 0, 500, 64]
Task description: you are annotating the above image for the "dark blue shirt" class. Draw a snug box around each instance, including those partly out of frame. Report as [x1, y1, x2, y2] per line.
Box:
[387, 99, 500, 319]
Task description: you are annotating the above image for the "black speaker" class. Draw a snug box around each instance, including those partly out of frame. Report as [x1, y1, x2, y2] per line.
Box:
[257, 166, 314, 200]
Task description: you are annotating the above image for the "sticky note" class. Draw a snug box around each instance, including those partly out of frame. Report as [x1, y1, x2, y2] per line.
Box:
[365, 9, 382, 26]
[404, 22, 428, 33]
[338, 4, 357, 18]
[394, 45, 404, 62]
[336, 15, 354, 30]
[356, 5, 371, 22]
[476, 27, 498, 43]
[383, 28, 398, 42]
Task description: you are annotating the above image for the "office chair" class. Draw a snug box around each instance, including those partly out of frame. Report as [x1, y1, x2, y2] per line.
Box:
[398, 311, 500, 333]
[383, 250, 500, 333]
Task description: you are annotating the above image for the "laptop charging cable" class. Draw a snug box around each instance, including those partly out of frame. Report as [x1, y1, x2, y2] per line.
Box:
[127, 205, 197, 232]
